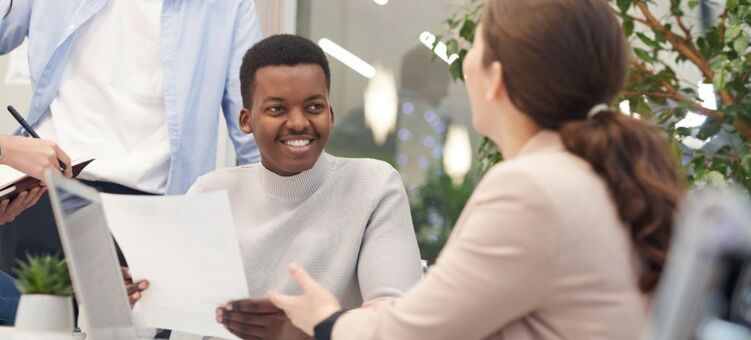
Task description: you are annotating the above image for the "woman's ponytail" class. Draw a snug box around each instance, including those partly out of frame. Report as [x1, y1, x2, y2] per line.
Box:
[561, 110, 686, 292]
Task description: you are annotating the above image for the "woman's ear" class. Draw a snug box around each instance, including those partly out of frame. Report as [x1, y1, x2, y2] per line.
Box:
[239, 108, 253, 134]
[486, 61, 505, 101]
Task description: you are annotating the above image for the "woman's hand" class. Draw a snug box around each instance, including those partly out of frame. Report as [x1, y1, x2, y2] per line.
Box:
[121, 267, 149, 307]
[0, 136, 73, 183]
[0, 187, 45, 225]
[268, 263, 342, 336]
[216, 298, 291, 339]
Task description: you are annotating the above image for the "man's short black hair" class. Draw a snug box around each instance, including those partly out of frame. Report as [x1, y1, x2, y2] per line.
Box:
[239, 34, 331, 108]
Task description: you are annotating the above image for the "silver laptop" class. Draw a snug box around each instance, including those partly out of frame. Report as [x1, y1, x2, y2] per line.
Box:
[46, 170, 142, 340]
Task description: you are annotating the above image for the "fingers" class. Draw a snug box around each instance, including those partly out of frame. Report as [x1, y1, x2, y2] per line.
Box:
[218, 310, 286, 328]
[2, 191, 28, 223]
[126, 280, 149, 307]
[128, 290, 141, 306]
[28, 186, 46, 207]
[224, 298, 280, 314]
[121, 267, 133, 283]
[52, 144, 73, 177]
[288, 263, 318, 292]
[125, 279, 148, 295]
[267, 291, 297, 312]
[224, 321, 266, 340]
[0, 199, 10, 225]
[20, 187, 40, 209]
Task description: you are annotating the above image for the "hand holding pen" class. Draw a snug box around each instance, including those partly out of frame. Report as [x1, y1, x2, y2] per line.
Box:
[2, 106, 72, 184]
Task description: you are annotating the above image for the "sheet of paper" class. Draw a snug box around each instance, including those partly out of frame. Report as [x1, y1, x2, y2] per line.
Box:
[100, 191, 248, 340]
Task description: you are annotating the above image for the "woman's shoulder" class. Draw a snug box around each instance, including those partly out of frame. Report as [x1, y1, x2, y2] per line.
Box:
[477, 150, 607, 207]
[485, 150, 596, 186]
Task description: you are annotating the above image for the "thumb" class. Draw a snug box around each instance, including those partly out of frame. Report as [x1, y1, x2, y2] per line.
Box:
[288, 263, 318, 292]
[268, 290, 296, 311]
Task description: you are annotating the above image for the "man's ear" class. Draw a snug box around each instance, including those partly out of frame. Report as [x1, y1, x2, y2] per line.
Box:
[239, 108, 253, 134]
[486, 61, 505, 101]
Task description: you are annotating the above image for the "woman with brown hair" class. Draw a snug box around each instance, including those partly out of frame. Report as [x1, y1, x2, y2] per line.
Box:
[266, 0, 686, 339]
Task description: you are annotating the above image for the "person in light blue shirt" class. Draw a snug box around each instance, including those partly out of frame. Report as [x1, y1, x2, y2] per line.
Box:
[0, 0, 263, 328]
[0, 0, 261, 192]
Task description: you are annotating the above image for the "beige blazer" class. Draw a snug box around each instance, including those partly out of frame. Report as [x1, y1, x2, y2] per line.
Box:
[333, 131, 647, 339]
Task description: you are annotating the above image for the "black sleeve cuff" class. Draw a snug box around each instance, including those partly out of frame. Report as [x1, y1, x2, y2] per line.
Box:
[314, 310, 347, 340]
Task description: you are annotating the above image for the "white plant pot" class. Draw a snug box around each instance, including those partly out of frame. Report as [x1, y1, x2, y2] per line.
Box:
[14, 294, 73, 332]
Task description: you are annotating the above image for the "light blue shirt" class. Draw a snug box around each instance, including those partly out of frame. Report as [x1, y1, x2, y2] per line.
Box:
[0, 0, 262, 194]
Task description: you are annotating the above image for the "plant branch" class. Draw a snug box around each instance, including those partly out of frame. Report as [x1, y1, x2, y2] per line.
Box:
[635, 1, 734, 106]
[718, 7, 729, 44]
[670, 0, 693, 42]
[628, 60, 751, 141]
[622, 91, 720, 117]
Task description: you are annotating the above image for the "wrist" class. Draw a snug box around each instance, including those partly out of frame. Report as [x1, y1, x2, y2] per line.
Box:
[313, 310, 345, 340]
[0, 135, 17, 166]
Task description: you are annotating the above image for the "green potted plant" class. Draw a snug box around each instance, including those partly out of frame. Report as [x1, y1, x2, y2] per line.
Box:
[13, 254, 74, 332]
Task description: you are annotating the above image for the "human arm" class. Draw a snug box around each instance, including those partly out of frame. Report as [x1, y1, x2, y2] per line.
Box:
[0, 136, 71, 224]
[221, 0, 263, 165]
[357, 168, 422, 301]
[270, 170, 557, 339]
[0, 135, 73, 182]
[0, 0, 33, 55]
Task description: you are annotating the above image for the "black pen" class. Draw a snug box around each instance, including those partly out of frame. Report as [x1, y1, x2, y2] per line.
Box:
[7, 105, 67, 172]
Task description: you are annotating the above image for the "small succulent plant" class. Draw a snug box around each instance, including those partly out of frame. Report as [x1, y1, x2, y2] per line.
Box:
[13, 254, 73, 296]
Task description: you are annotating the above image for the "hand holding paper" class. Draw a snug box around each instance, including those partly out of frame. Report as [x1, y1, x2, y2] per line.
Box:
[101, 191, 249, 339]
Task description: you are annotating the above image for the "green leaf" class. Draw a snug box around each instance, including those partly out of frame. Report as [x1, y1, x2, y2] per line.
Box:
[734, 33, 749, 53]
[450, 54, 464, 81]
[688, 0, 699, 9]
[714, 66, 729, 90]
[634, 47, 656, 63]
[636, 32, 661, 48]
[725, 24, 743, 45]
[459, 19, 476, 42]
[446, 39, 459, 55]
[617, 0, 632, 13]
[624, 19, 635, 37]
[13, 254, 72, 296]
[743, 155, 751, 177]
[728, 0, 740, 10]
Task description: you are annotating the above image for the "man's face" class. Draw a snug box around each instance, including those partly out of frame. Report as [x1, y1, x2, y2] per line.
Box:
[240, 64, 333, 176]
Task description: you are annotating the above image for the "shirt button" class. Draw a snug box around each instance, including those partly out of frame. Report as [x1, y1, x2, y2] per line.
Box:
[66, 25, 75, 33]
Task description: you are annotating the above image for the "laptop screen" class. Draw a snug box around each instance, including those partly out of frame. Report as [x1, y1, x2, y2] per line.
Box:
[47, 172, 137, 340]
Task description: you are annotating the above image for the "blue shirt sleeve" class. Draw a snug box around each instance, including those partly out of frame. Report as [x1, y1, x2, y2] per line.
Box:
[0, 0, 33, 55]
[221, 0, 263, 165]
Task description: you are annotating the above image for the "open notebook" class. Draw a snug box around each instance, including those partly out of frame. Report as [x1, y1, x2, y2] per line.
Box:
[0, 157, 94, 201]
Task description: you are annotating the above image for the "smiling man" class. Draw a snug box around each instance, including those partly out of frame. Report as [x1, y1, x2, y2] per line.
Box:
[130, 35, 422, 339]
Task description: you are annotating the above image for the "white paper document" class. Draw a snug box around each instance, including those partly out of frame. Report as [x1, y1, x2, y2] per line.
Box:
[100, 191, 248, 339]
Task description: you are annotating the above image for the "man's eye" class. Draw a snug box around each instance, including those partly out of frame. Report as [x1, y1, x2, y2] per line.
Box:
[267, 105, 285, 113]
[306, 103, 325, 111]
